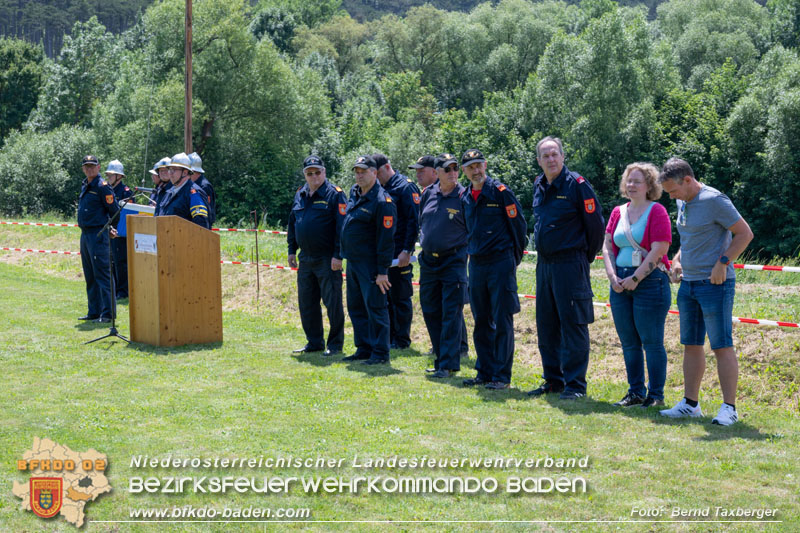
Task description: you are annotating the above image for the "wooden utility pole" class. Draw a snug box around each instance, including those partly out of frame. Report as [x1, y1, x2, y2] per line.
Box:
[184, 0, 193, 154]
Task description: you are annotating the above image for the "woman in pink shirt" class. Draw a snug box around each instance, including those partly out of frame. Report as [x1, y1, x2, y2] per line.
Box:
[601, 162, 672, 408]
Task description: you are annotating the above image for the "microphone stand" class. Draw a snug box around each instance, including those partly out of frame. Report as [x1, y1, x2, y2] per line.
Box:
[86, 195, 135, 344]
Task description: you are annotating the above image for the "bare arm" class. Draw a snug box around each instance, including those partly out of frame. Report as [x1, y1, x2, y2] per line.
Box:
[601, 232, 623, 293]
[620, 241, 669, 290]
[710, 217, 754, 284]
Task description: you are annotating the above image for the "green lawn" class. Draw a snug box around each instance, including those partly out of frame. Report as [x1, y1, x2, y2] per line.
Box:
[1, 219, 799, 531]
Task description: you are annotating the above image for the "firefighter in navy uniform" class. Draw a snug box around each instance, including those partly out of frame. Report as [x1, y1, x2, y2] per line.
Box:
[149, 157, 172, 208]
[460, 149, 527, 390]
[373, 153, 420, 350]
[418, 154, 469, 378]
[340, 155, 397, 365]
[287, 155, 347, 357]
[528, 136, 605, 400]
[103, 159, 133, 299]
[410, 154, 470, 359]
[155, 152, 210, 229]
[77, 155, 120, 323]
[189, 152, 217, 226]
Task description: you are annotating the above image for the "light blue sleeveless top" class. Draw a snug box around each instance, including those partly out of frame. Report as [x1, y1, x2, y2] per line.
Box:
[613, 203, 654, 267]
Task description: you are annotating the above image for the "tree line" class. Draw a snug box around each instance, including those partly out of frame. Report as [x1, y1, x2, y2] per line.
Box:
[1, 0, 799, 257]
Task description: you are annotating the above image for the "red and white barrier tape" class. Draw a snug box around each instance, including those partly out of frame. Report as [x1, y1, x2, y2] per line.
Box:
[3, 245, 797, 328]
[1, 247, 81, 255]
[5, 220, 800, 273]
[212, 228, 288, 235]
[1, 221, 79, 228]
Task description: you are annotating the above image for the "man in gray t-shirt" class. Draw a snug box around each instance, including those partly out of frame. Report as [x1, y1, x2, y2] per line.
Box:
[658, 158, 753, 427]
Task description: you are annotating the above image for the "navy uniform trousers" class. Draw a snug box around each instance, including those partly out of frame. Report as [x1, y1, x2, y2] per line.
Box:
[419, 249, 468, 371]
[346, 261, 391, 361]
[80, 227, 113, 319]
[469, 251, 520, 384]
[297, 255, 344, 352]
[536, 251, 594, 394]
[387, 265, 413, 347]
[112, 237, 128, 298]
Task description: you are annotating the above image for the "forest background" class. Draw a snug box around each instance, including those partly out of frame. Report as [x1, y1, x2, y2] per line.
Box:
[1, 0, 799, 258]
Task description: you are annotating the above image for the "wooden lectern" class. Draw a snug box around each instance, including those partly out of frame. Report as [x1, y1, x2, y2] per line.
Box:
[127, 215, 223, 346]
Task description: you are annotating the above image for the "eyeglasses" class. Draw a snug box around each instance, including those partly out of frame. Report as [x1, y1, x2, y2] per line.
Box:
[677, 202, 687, 226]
[443, 166, 458, 173]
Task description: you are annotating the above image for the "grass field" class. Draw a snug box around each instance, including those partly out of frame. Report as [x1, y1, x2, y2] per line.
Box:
[1, 217, 799, 532]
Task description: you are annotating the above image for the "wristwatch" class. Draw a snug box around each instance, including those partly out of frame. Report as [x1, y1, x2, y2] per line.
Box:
[632, 275, 639, 283]
[719, 255, 731, 266]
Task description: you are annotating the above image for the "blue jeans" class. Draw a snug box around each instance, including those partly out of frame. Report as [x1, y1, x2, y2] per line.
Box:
[609, 267, 671, 400]
[677, 278, 735, 350]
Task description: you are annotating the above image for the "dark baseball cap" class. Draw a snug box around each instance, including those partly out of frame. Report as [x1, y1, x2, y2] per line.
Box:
[352, 155, 377, 169]
[372, 153, 389, 169]
[408, 155, 436, 169]
[82, 155, 99, 166]
[460, 149, 486, 167]
[303, 155, 325, 170]
[435, 153, 458, 169]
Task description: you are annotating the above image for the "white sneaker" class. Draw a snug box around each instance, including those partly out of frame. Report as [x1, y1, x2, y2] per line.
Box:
[659, 398, 703, 418]
[711, 404, 738, 426]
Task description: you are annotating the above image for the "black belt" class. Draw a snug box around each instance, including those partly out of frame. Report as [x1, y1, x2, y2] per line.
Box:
[423, 245, 464, 259]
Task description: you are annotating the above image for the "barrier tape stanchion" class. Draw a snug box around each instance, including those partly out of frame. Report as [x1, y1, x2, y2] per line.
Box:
[2, 245, 799, 328]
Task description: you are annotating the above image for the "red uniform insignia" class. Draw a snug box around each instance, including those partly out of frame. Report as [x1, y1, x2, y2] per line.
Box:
[412, 192, 420, 204]
[339, 203, 347, 215]
[506, 204, 517, 218]
[105, 195, 113, 204]
[383, 216, 393, 229]
[584, 199, 595, 213]
[576, 175, 586, 184]
[30, 478, 62, 518]
[497, 184, 507, 191]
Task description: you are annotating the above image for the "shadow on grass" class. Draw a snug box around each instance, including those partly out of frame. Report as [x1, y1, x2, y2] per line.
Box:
[537, 394, 770, 441]
[293, 351, 338, 367]
[123, 341, 224, 356]
[343, 360, 404, 377]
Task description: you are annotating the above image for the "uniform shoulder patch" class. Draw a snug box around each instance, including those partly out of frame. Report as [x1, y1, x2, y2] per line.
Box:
[584, 198, 596, 213]
[576, 175, 586, 184]
[383, 216, 393, 229]
[105, 195, 114, 204]
[339, 203, 347, 215]
[497, 184, 507, 191]
[412, 192, 420, 204]
[506, 204, 517, 218]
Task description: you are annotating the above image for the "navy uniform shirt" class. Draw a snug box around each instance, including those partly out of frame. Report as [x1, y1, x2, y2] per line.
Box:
[78, 177, 120, 228]
[155, 180, 210, 229]
[419, 182, 467, 253]
[532, 165, 604, 262]
[287, 180, 347, 260]
[194, 174, 217, 225]
[462, 176, 528, 264]
[152, 181, 172, 210]
[381, 172, 420, 255]
[340, 183, 397, 275]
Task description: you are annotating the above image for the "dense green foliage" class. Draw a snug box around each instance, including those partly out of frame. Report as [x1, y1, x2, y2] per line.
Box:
[0, 0, 153, 57]
[0, 0, 799, 257]
[0, 37, 43, 138]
